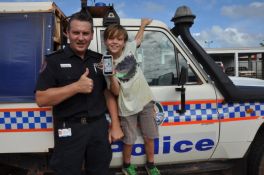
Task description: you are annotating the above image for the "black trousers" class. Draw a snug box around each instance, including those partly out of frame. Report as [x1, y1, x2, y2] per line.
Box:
[50, 116, 112, 175]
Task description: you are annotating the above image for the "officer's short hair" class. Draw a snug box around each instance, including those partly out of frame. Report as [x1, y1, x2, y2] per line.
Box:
[68, 12, 94, 32]
[104, 24, 128, 42]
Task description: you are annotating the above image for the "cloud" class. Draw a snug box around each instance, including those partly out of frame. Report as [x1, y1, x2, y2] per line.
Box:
[221, 2, 264, 19]
[194, 25, 264, 48]
[114, 1, 167, 19]
[193, 0, 217, 9]
[114, 2, 126, 18]
[143, 1, 165, 13]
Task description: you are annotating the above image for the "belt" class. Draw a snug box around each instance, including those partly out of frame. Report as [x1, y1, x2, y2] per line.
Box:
[61, 114, 104, 124]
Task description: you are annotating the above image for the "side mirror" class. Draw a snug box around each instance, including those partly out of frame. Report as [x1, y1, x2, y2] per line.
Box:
[178, 66, 188, 86]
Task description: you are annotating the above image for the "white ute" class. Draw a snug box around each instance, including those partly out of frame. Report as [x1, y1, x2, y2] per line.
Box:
[1, 1, 264, 175]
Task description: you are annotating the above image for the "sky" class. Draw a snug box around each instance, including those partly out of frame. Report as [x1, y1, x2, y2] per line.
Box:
[2, 0, 264, 48]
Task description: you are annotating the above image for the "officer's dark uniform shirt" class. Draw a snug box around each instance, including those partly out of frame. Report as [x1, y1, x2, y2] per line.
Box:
[36, 45, 107, 119]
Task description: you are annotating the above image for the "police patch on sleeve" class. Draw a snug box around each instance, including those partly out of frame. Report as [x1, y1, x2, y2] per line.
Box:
[39, 60, 47, 73]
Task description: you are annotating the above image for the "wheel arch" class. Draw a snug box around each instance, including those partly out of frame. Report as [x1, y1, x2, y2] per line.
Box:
[246, 123, 264, 175]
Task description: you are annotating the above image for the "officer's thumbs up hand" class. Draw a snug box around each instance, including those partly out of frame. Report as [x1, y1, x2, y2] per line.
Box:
[82, 68, 89, 77]
[76, 68, 93, 93]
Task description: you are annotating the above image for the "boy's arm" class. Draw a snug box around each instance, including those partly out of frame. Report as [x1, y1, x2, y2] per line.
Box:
[109, 76, 120, 96]
[135, 18, 152, 47]
[104, 89, 124, 143]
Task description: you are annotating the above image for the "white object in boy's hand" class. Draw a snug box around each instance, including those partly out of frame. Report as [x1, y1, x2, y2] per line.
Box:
[103, 55, 114, 76]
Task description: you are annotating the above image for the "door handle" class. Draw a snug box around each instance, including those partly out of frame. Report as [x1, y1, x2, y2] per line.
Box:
[176, 86, 186, 114]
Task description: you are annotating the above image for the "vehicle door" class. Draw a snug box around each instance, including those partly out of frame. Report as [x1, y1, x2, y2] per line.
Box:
[97, 26, 220, 166]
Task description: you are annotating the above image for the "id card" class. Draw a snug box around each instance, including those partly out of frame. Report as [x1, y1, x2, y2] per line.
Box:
[58, 128, 72, 137]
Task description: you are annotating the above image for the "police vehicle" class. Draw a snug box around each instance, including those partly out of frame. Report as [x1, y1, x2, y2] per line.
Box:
[0, 1, 264, 175]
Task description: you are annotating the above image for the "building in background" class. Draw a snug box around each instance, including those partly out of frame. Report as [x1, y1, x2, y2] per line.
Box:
[205, 47, 264, 79]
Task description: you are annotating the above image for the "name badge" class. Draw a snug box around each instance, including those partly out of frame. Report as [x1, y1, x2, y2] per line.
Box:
[60, 64, 72, 68]
[58, 128, 72, 137]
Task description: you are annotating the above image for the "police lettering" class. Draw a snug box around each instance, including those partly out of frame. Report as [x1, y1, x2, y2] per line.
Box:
[112, 136, 214, 156]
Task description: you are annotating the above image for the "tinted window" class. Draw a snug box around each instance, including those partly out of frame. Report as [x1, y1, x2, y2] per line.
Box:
[0, 13, 53, 102]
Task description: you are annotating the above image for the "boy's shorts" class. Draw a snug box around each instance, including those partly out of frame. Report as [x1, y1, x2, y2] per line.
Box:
[120, 102, 159, 145]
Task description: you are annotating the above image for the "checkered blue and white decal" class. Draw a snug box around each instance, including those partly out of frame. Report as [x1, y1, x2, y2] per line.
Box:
[1, 100, 264, 131]
[0, 108, 52, 131]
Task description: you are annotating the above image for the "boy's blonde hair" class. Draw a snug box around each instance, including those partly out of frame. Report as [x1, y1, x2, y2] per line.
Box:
[104, 24, 128, 42]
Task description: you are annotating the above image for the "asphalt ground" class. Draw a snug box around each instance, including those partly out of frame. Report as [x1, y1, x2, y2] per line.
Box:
[0, 163, 244, 175]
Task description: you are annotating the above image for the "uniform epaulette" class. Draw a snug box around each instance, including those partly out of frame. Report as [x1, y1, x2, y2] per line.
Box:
[45, 49, 64, 58]
[87, 49, 103, 60]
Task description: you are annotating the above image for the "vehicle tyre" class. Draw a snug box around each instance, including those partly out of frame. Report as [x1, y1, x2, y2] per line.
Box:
[247, 130, 264, 175]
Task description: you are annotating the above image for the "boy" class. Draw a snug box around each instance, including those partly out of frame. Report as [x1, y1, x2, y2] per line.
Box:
[104, 19, 160, 175]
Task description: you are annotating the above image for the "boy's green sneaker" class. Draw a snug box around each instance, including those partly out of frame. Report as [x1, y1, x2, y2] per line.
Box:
[145, 165, 160, 175]
[122, 164, 137, 175]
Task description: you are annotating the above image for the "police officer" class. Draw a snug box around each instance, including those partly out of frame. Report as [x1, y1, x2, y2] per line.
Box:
[35, 12, 123, 175]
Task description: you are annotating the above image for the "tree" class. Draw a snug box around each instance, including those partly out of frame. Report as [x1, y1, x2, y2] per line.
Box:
[260, 40, 264, 47]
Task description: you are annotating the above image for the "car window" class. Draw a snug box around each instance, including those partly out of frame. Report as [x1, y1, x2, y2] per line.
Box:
[100, 30, 199, 86]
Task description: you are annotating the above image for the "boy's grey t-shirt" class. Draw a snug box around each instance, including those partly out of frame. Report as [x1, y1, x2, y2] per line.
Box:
[107, 41, 154, 117]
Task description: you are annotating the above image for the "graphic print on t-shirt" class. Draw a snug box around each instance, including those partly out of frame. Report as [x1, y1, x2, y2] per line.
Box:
[115, 53, 138, 82]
